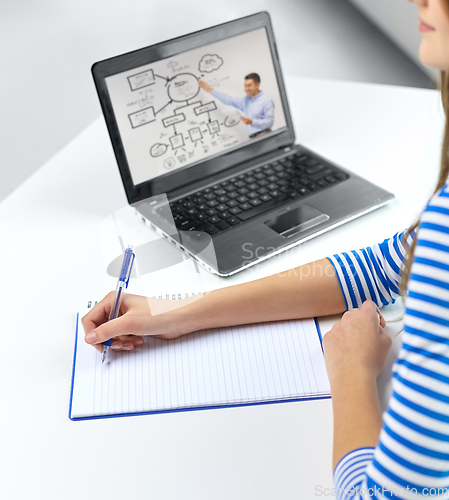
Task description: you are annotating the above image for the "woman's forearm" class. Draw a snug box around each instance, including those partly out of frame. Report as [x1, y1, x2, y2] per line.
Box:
[175, 258, 346, 334]
[331, 370, 383, 470]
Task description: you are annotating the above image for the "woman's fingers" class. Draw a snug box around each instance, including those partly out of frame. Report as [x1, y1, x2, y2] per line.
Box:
[81, 291, 116, 334]
[111, 335, 145, 351]
[84, 314, 142, 346]
[359, 300, 386, 329]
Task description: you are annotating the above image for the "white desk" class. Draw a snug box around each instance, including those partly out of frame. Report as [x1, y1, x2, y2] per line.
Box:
[0, 77, 443, 500]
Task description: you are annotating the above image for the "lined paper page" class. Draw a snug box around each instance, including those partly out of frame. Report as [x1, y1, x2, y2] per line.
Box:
[70, 298, 330, 419]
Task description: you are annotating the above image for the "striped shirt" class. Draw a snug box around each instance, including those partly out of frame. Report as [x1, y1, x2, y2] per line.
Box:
[326, 184, 449, 499]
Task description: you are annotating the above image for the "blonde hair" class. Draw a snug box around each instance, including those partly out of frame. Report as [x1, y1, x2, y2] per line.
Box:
[400, 70, 449, 298]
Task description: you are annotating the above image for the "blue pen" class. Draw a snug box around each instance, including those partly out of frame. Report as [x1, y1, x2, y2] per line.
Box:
[102, 245, 135, 363]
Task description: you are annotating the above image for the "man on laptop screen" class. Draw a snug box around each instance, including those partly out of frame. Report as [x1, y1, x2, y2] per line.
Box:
[104, 27, 287, 185]
[198, 73, 275, 140]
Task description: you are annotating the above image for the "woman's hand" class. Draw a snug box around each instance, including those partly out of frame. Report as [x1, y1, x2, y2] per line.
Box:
[323, 300, 392, 385]
[323, 301, 392, 468]
[82, 292, 202, 352]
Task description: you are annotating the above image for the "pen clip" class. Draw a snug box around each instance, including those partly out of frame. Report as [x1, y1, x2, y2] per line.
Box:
[125, 252, 135, 288]
[118, 246, 135, 289]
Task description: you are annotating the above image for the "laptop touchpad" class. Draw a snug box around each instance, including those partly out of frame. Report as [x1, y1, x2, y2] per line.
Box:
[265, 204, 330, 238]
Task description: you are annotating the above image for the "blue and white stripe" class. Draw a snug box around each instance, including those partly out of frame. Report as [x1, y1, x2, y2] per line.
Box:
[328, 229, 414, 310]
[328, 185, 449, 499]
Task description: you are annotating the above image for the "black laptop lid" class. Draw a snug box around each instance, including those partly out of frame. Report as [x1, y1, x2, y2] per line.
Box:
[92, 12, 295, 204]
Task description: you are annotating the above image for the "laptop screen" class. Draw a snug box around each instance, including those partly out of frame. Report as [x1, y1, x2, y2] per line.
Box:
[104, 27, 288, 187]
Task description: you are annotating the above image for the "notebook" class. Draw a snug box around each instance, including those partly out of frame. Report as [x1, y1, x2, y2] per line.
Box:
[69, 293, 330, 420]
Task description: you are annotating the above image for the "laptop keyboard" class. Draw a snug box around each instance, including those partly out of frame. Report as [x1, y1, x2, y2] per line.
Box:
[168, 151, 349, 236]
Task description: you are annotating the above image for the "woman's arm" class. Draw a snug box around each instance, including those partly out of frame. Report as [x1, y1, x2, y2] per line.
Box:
[322, 301, 391, 468]
[83, 227, 413, 350]
[188, 258, 346, 330]
[83, 258, 346, 349]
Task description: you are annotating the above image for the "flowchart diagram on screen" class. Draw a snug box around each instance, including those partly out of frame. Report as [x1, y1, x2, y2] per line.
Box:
[119, 53, 249, 172]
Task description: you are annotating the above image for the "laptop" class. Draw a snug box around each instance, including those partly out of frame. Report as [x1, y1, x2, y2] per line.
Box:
[92, 11, 394, 277]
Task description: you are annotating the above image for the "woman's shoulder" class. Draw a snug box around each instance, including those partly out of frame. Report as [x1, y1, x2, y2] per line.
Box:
[419, 182, 449, 234]
[426, 182, 449, 208]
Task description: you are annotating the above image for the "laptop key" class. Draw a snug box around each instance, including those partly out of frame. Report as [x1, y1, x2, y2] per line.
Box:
[238, 187, 249, 195]
[228, 191, 240, 199]
[207, 200, 219, 207]
[260, 194, 272, 202]
[188, 221, 208, 231]
[206, 208, 217, 216]
[217, 196, 229, 203]
[216, 204, 227, 212]
[247, 183, 259, 190]
[171, 205, 183, 214]
[247, 191, 259, 199]
[196, 214, 207, 221]
[215, 189, 226, 196]
[229, 207, 242, 215]
[237, 195, 289, 221]
[208, 216, 221, 224]
[219, 211, 232, 219]
[240, 203, 252, 211]
[271, 190, 283, 198]
[203, 225, 219, 235]
[237, 195, 249, 203]
[228, 217, 241, 226]
[216, 221, 230, 231]
[178, 220, 195, 230]
[204, 193, 215, 200]
[257, 187, 268, 195]
[250, 198, 262, 206]
[309, 168, 332, 181]
[306, 164, 324, 175]
[226, 200, 238, 207]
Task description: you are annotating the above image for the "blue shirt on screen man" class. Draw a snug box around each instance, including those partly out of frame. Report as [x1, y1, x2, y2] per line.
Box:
[199, 73, 275, 137]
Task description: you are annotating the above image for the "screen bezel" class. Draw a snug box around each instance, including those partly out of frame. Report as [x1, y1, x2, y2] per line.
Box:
[91, 11, 295, 204]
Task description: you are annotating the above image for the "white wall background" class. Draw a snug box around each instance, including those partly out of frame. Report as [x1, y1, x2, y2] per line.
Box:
[0, 0, 433, 203]
[348, 0, 439, 83]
